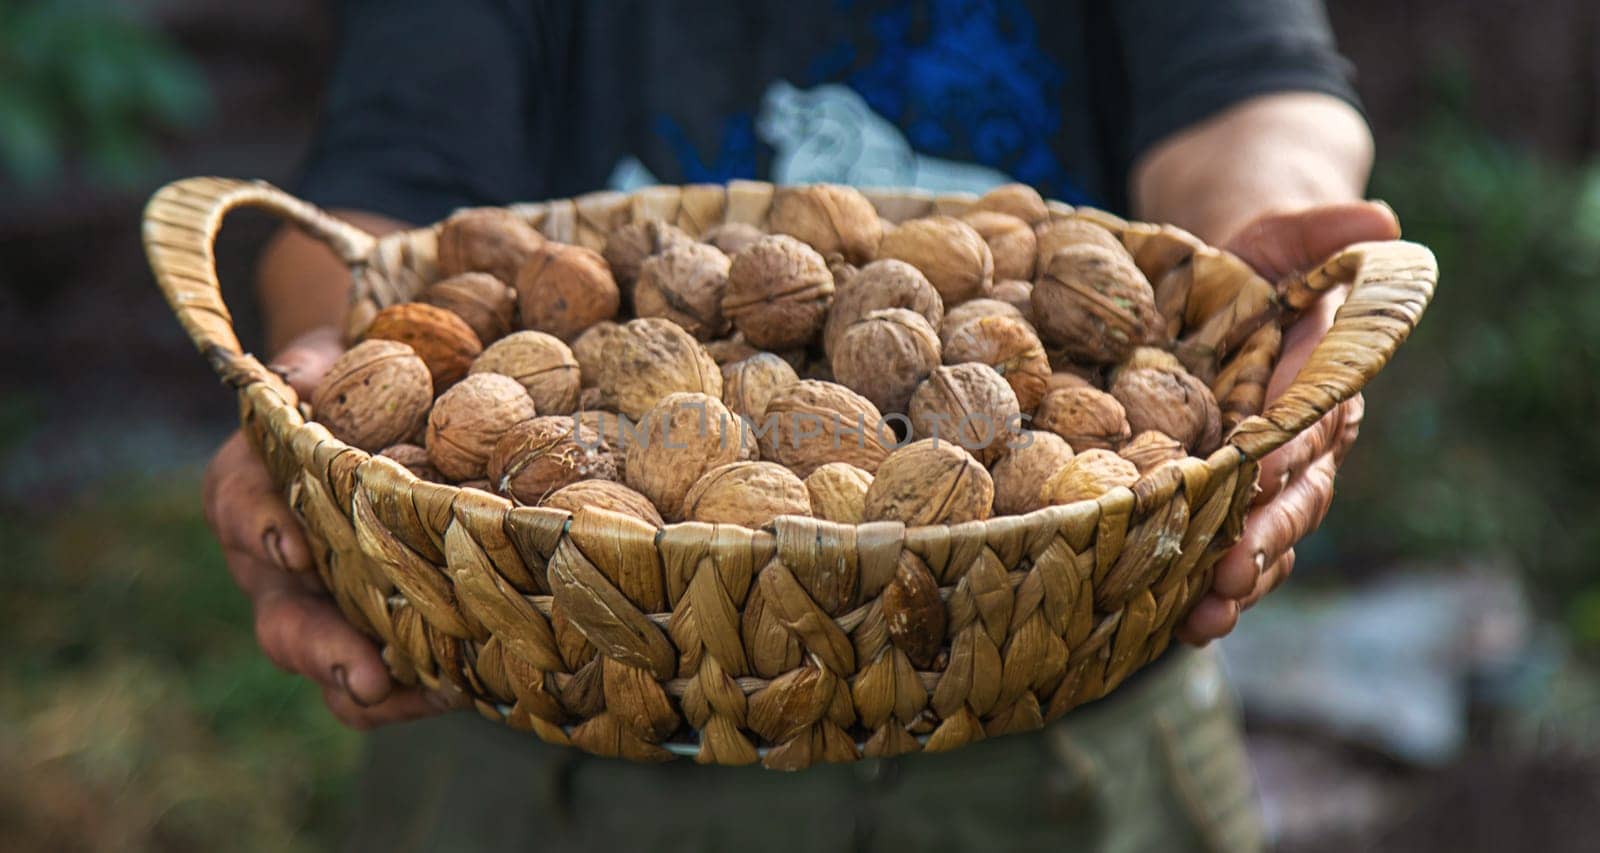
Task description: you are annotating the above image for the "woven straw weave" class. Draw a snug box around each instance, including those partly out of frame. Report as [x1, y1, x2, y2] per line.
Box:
[144, 178, 1436, 768]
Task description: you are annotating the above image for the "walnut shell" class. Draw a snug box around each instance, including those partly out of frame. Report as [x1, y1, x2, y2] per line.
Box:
[421, 272, 517, 344]
[514, 242, 620, 341]
[703, 334, 760, 366]
[602, 219, 694, 291]
[1118, 430, 1187, 473]
[1032, 244, 1158, 364]
[379, 443, 442, 482]
[362, 302, 482, 390]
[1043, 370, 1094, 395]
[968, 183, 1049, 225]
[804, 462, 873, 524]
[470, 331, 581, 415]
[939, 298, 1024, 339]
[939, 314, 1051, 414]
[682, 461, 811, 527]
[310, 340, 433, 452]
[623, 392, 751, 520]
[722, 234, 834, 350]
[595, 318, 722, 420]
[863, 439, 994, 526]
[488, 416, 617, 504]
[634, 242, 731, 340]
[877, 216, 993, 305]
[700, 222, 766, 257]
[832, 308, 941, 415]
[424, 373, 538, 481]
[1033, 386, 1131, 452]
[962, 210, 1037, 281]
[822, 258, 943, 359]
[575, 409, 634, 480]
[1114, 346, 1186, 379]
[758, 379, 894, 477]
[907, 363, 1021, 466]
[990, 431, 1075, 515]
[570, 321, 622, 388]
[541, 479, 663, 526]
[1035, 217, 1127, 266]
[437, 208, 545, 286]
[1109, 367, 1222, 454]
[721, 352, 799, 421]
[768, 183, 883, 264]
[991, 279, 1035, 323]
[1041, 448, 1139, 506]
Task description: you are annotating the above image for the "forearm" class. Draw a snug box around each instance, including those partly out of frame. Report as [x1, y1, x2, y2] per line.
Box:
[1130, 92, 1374, 245]
[257, 210, 409, 355]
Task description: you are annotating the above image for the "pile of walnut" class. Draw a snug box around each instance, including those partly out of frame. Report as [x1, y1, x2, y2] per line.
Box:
[318, 183, 1229, 530]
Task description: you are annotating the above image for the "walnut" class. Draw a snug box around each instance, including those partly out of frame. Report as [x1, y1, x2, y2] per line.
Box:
[575, 409, 634, 480]
[514, 242, 620, 341]
[362, 302, 482, 390]
[721, 352, 799, 421]
[822, 259, 943, 359]
[310, 340, 433, 452]
[703, 334, 760, 366]
[424, 373, 538, 481]
[488, 416, 617, 504]
[939, 314, 1051, 414]
[968, 183, 1049, 225]
[1043, 370, 1094, 395]
[634, 242, 731, 340]
[990, 431, 1075, 516]
[758, 379, 893, 477]
[832, 308, 941, 415]
[421, 272, 517, 345]
[682, 461, 812, 527]
[991, 279, 1034, 323]
[700, 222, 766, 256]
[1109, 367, 1222, 454]
[541, 479, 663, 526]
[939, 298, 1024, 340]
[877, 216, 993, 305]
[907, 363, 1021, 466]
[1035, 217, 1126, 266]
[863, 439, 994, 526]
[961, 211, 1037, 281]
[768, 183, 883, 264]
[804, 462, 873, 524]
[594, 318, 722, 420]
[1114, 346, 1186, 379]
[1033, 386, 1131, 452]
[1041, 448, 1140, 506]
[470, 331, 581, 415]
[379, 443, 441, 482]
[1118, 430, 1187, 473]
[1032, 244, 1158, 364]
[623, 392, 752, 520]
[436, 208, 545, 286]
[602, 219, 695, 293]
[722, 234, 834, 350]
[570, 321, 622, 388]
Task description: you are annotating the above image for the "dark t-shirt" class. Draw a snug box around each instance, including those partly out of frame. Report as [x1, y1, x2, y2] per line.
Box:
[298, 0, 1356, 224]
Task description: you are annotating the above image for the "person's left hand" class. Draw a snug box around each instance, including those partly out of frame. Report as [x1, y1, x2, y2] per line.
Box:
[1176, 201, 1400, 644]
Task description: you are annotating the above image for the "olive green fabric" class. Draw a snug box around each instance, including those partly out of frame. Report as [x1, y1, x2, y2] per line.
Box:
[342, 647, 1259, 853]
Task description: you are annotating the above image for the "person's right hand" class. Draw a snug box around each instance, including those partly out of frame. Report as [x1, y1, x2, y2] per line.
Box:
[202, 326, 451, 729]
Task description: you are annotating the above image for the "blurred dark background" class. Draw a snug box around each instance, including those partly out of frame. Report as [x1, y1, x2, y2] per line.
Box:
[2, 1, 1598, 850]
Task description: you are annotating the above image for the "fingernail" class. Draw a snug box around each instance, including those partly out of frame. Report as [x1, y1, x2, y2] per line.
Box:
[1253, 551, 1267, 578]
[263, 527, 288, 570]
[333, 665, 373, 707]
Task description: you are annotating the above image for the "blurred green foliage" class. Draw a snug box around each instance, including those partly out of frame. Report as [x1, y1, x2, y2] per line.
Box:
[1323, 107, 1600, 644]
[0, 0, 210, 190]
[0, 472, 357, 852]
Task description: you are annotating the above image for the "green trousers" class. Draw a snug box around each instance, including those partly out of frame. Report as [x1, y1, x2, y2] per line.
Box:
[342, 646, 1260, 853]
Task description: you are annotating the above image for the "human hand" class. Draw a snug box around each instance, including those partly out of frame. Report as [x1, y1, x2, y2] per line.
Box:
[1177, 201, 1401, 644]
[202, 326, 452, 727]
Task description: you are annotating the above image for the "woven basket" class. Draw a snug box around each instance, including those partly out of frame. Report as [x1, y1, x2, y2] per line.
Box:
[144, 177, 1435, 769]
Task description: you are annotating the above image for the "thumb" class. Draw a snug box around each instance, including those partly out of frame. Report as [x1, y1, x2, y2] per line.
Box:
[1224, 201, 1401, 280]
[268, 326, 345, 398]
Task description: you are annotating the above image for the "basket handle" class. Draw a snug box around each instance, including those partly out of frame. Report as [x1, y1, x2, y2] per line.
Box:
[142, 177, 374, 384]
[1227, 239, 1437, 462]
